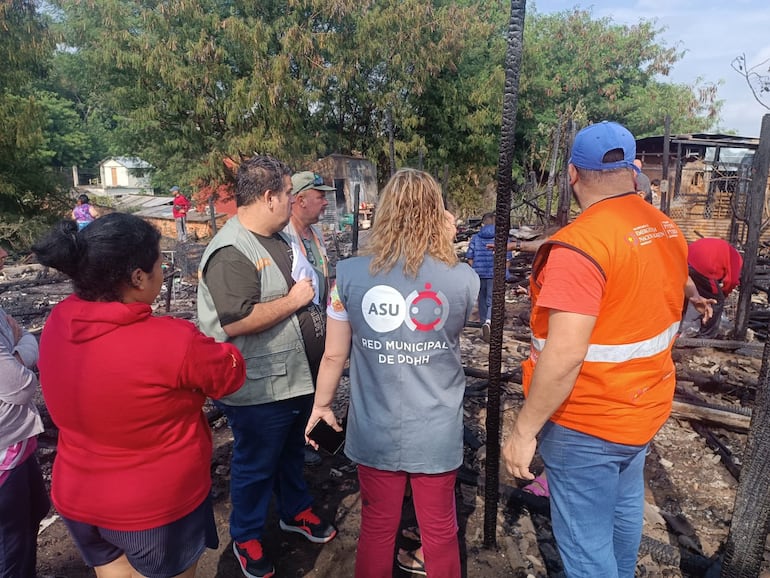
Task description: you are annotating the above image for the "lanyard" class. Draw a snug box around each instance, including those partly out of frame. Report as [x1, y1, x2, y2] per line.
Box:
[296, 226, 329, 288]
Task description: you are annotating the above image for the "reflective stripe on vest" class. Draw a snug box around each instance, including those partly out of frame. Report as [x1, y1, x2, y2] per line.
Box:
[531, 321, 680, 363]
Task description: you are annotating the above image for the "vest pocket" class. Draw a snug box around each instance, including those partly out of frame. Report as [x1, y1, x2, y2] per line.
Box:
[244, 349, 290, 380]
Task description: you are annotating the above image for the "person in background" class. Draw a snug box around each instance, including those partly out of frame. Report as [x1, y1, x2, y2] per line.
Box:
[0, 245, 50, 578]
[197, 155, 337, 578]
[305, 168, 479, 578]
[72, 194, 98, 230]
[633, 159, 652, 203]
[33, 213, 245, 578]
[171, 186, 191, 242]
[502, 121, 691, 577]
[283, 171, 334, 466]
[466, 212, 507, 343]
[681, 237, 743, 338]
[650, 179, 661, 206]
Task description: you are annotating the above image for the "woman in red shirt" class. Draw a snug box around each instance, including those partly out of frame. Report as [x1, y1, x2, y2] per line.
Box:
[33, 214, 245, 578]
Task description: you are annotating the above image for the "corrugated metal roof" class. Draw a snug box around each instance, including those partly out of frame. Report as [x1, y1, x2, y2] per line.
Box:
[134, 205, 222, 222]
[112, 195, 172, 211]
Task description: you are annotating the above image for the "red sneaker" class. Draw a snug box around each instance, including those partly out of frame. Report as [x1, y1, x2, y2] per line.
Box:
[232, 539, 275, 578]
[279, 507, 338, 544]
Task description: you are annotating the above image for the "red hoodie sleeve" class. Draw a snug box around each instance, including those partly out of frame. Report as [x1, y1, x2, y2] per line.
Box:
[177, 331, 245, 399]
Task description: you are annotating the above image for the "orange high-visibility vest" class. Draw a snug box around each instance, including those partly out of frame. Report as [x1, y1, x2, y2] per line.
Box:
[523, 193, 688, 445]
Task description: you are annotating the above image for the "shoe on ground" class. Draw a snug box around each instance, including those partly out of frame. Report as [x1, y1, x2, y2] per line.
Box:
[279, 507, 338, 543]
[304, 445, 322, 466]
[481, 321, 491, 343]
[233, 539, 275, 578]
[397, 547, 427, 576]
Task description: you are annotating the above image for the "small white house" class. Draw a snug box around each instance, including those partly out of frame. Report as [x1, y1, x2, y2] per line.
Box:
[99, 157, 154, 191]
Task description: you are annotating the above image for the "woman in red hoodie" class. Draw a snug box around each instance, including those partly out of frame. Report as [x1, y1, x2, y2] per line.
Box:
[33, 214, 246, 578]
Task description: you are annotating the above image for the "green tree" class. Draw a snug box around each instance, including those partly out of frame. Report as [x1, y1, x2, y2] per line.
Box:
[519, 9, 719, 139]
[307, 0, 482, 181]
[47, 0, 722, 211]
[425, 6, 721, 215]
[0, 0, 57, 213]
[51, 0, 309, 189]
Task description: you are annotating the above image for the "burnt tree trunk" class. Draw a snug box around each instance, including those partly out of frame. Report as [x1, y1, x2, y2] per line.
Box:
[723, 117, 770, 578]
[484, 0, 526, 548]
[721, 326, 770, 577]
[735, 114, 770, 339]
[543, 118, 561, 225]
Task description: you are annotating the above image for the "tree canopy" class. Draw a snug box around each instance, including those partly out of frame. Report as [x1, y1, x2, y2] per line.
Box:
[0, 0, 723, 229]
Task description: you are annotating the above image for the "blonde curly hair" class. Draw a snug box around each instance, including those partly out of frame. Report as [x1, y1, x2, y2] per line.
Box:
[365, 168, 458, 277]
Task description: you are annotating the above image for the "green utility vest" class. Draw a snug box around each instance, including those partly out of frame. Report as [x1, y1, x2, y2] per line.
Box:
[197, 216, 314, 406]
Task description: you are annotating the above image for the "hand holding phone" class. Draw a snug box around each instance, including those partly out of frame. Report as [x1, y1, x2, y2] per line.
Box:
[307, 419, 345, 455]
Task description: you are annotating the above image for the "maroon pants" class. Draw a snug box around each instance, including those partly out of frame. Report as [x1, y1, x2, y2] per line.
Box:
[354, 465, 460, 578]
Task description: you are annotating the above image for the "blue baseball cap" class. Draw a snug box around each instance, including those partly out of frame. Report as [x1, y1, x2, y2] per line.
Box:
[569, 121, 639, 173]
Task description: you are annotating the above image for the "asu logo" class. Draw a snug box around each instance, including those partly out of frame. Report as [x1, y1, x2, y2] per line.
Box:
[404, 283, 449, 331]
[362, 283, 449, 333]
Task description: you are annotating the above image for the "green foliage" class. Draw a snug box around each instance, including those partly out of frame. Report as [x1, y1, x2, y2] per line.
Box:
[0, 0, 51, 89]
[1, 0, 724, 225]
[0, 213, 62, 252]
[519, 9, 721, 138]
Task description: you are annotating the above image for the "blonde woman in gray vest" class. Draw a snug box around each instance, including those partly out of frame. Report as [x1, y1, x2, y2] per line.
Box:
[305, 169, 479, 578]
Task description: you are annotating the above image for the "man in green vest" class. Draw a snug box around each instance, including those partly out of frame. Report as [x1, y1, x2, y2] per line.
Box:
[197, 155, 337, 578]
[284, 171, 334, 466]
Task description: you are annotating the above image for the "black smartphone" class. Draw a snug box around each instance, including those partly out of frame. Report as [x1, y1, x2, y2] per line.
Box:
[308, 419, 345, 455]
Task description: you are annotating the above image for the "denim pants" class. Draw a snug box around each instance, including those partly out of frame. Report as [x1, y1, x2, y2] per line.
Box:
[216, 395, 314, 542]
[477, 278, 493, 323]
[0, 454, 50, 578]
[355, 465, 460, 578]
[538, 422, 648, 578]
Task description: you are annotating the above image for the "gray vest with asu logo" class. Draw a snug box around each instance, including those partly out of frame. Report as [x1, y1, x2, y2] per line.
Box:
[335, 255, 479, 473]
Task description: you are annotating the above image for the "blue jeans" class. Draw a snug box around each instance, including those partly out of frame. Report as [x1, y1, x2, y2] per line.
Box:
[216, 395, 314, 542]
[0, 454, 50, 578]
[538, 422, 648, 578]
[477, 278, 493, 323]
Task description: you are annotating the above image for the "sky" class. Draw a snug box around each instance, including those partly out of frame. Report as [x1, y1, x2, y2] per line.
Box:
[531, 0, 770, 137]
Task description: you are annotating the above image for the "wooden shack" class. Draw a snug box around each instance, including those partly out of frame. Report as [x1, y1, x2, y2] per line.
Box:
[636, 134, 769, 244]
[306, 154, 378, 233]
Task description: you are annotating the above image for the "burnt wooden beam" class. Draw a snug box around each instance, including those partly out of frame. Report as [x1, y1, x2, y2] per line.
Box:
[671, 399, 751, 433]
[691, 422, 742, 480]
[675, 337, 762, 352]
[0, 276, 70, 294]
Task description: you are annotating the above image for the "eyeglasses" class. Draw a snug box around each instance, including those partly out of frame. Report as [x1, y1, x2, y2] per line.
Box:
[312, 174, 325, 186]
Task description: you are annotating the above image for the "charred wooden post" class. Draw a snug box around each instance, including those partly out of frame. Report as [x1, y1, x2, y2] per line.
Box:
[723, 118, 770, 572]
[557, 119, 576, 228]
[661, 115, 671, 215]
[208, 195, 218, 236]
[735, 115, 770, 339]
[543, 118, 561, 225]
[721, 340, 770, 575]
[484, 0, 526, 549]
[351, 183, 360, 256]
[164, 271, 174, 313]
